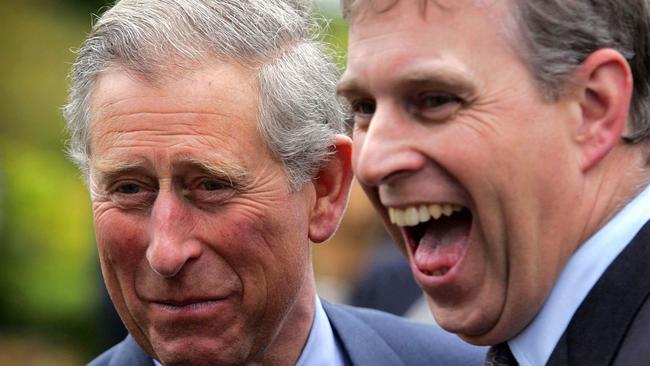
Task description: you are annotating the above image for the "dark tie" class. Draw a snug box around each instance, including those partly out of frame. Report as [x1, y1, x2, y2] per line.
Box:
[485, 343, 518, 366]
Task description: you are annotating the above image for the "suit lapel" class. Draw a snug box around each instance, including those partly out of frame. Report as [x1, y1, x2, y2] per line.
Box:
[322, 302, 406, 366]
[547, 221, 650, 366]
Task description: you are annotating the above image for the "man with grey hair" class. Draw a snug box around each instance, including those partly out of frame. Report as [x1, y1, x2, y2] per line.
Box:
[65, 0, 486, 365]
[338, 0, 650, 365]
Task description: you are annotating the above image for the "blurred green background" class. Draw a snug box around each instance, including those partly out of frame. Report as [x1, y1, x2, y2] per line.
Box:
[0, 1, 348, 364]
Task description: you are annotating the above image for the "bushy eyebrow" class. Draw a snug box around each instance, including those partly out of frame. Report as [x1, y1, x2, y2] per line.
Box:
[90, 158, 149, 185]
[89, 153, 253, 190]
[172, 156, 253, 190]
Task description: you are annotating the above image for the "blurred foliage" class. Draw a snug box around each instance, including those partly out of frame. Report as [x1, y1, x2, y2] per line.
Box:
[0, 140, 95, 322]
[0, 0, 124, 361]
[319, 16, 349, 69]
[0, 0, 348, 363]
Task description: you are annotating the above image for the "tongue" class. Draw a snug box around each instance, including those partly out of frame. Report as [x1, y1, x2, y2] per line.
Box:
[414, 214, 470, 275]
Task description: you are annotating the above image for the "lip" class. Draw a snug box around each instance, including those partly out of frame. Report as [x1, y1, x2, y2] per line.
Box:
[381, 201, 466, 211]
[148, 297, 232, 319]
[378, 185, 472, 211]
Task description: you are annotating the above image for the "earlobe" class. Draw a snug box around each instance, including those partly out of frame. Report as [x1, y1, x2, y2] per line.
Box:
[575, 48, 633, 171]
[308, 135, 354, 243]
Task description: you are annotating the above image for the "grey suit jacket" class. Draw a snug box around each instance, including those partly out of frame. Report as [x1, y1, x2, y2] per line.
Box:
[547, 221, 650, 366]
[88, 301, 486, 365]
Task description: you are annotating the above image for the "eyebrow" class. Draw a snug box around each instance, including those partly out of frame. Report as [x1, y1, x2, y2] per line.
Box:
[337, 65, 477, 100]
[172, 155, 253, 189]
[89, 153, 253, 189]
[90, 158, 149, 184]
[336, 76, 361, 99]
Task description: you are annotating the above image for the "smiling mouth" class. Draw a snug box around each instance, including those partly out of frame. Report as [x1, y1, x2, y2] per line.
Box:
[388, 203, 473, 277]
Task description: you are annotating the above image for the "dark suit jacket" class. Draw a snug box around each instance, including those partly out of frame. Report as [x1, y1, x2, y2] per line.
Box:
[548, 221, 650, 366]
[88, 301, 486, 365]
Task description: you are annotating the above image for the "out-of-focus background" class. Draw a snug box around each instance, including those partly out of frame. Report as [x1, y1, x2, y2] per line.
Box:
[0, 0, 427, 364]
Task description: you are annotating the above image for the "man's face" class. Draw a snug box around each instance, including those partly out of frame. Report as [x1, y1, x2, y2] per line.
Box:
[341, 0, 585, 344]
[89, 63, 316, 365]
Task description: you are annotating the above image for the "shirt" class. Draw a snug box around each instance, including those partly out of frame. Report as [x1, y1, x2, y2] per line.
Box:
[296, 296, 347, 366]
[509, 184, 650, 366]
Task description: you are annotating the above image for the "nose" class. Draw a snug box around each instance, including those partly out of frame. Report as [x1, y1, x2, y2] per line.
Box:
[353, 104, 425, 186]
[146, 191, 202, 277]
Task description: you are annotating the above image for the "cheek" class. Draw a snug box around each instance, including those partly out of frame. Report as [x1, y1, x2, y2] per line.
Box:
[218, 205, 310, 298]
[219, 211, 310, 285]
[94, 210, 148, 285]
[351, 130, 366, 170]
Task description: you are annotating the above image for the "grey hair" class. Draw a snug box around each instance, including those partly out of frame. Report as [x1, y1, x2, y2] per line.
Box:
[64, 0, 346, 191]
[508, 0, 650, 145]
[341, 0, 650, 146]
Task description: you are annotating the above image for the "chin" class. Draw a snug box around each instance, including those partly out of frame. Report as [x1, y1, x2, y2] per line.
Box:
[155, 346, 245, 366]
[148, 335, 249, 366]
[451, 313, 529, 346]
[428, 300, 504, 345]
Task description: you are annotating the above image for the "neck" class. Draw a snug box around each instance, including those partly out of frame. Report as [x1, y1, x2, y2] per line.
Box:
[251, 263, 317, 366]
[577, 145, 650, 247]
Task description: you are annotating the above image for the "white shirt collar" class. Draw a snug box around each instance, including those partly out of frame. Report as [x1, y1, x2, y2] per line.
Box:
[509, 184, 650, 366]
[154, 296, 345, 366]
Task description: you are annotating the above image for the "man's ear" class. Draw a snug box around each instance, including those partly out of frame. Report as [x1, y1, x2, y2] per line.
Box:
[574, 48, 633, 171]
[308, 134, 354, 243]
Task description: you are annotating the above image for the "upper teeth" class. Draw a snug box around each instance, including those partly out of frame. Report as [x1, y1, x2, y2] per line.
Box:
[388, 204, 463, 227]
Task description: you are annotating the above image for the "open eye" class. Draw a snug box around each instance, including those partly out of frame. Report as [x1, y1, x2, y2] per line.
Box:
[109, 180, 156, 209]
[353, 100, 376, 115]
[115, 183, 142, 194]
[415, 92, 463, 121]
[349, 99, 376, 127]
[184, 177, 235, 207]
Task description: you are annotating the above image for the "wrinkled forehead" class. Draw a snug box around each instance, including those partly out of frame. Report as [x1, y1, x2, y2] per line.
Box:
[343, 0, 511, 24]
[89, 60, 259, 124]
[341, 0, 520, 81]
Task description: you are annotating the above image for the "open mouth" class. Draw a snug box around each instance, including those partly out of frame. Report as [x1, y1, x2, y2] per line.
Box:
[388, 204, 473, 277]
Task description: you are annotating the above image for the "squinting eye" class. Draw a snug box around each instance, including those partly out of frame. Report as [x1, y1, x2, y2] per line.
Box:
[415, 92, 463, 121]
[184, 178, 235, 209]
[420, 93, 459, 108]
[201, 180, 225, 191]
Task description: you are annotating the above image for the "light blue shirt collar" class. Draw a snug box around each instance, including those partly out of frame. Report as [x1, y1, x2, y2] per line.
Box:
[509, 184, 650, 366]
[154, 296, 345, 366]
[296, 296, 346, 366]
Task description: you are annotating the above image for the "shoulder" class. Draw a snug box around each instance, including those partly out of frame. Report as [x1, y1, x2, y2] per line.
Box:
[323, 302, 487, 365]
[87, 335, 153, 366]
